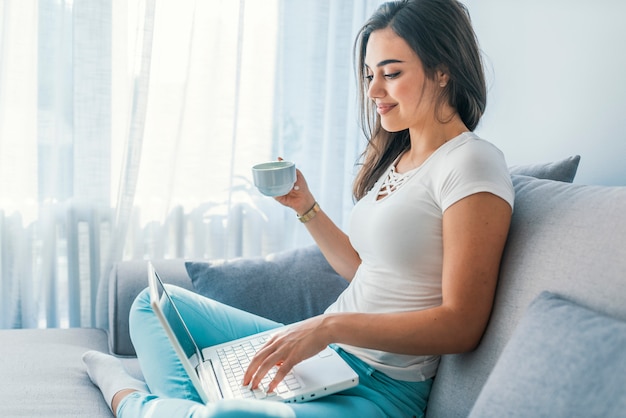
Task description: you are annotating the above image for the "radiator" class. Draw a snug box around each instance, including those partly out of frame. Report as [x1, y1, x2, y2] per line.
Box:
[0, 200, 275, 329]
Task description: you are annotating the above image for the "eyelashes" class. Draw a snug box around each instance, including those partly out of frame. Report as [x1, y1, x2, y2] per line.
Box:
[364, 72, 401, 83]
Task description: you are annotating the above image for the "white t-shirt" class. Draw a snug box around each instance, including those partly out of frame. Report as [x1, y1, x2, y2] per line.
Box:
[325, 132, 515, 382]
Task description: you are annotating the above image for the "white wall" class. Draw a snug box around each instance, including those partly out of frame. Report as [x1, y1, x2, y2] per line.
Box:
[464, 0, 626, 185]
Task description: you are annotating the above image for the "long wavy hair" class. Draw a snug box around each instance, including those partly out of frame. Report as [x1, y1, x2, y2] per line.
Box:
[352, 0, 486, 200]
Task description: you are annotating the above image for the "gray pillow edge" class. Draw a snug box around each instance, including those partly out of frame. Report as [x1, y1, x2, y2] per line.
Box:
[508, 155, 581, 183]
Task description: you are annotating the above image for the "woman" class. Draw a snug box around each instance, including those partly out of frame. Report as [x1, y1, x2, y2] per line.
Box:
[83, 1, 514, 417]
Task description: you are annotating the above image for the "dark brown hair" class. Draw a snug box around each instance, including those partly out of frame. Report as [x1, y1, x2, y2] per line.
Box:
[353, 0, 486, 200]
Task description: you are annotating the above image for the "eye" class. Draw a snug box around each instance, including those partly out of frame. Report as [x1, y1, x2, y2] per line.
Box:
[384, 71, 400, 79]
[364, 74, 374, 83]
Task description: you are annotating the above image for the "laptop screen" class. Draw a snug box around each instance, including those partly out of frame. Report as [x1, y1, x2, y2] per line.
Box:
[152, 267, 203, 362]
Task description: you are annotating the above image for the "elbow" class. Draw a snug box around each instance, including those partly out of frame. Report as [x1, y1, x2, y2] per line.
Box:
[440, 311, 491, 354]
[458, 334, 482, 353]
[441, 300, 494, 354]
[339, 258, 362, 282]
[443, 334, 482, 355]
[452, 322, 490, 353]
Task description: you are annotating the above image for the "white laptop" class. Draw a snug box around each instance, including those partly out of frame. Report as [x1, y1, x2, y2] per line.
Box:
[147, 261, 359, 404]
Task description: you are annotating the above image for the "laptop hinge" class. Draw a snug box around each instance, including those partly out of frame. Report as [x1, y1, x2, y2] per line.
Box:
[197, 359, 223, 402]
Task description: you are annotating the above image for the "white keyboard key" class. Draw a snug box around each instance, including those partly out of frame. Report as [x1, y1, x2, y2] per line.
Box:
[253, 389, 267, 399]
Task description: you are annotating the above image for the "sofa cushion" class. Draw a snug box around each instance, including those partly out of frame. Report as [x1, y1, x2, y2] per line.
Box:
[0, 329, 112, 418]
[186, 245, 349, 325]
[508, 155, 580, 182]
[469, 291, 626, 418]
[426, 175, 626, 418]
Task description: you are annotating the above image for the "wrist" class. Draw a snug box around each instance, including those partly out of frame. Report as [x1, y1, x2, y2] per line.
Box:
[295, 198, 317, 216]
[320, 313, 341, 345]
[297, 202, 320, 224]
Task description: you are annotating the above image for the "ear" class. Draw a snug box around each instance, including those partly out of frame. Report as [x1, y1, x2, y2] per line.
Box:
[436, 66, 450, 88]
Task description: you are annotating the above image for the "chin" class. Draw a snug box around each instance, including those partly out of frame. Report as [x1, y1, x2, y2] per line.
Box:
[379, 116, 408, 133]
[380, 122, 405, 133]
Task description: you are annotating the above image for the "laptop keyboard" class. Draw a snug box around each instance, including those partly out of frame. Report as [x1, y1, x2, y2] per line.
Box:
[217, 335, 302, 399]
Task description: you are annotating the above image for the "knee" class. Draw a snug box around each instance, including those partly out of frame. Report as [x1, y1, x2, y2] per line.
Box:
[129, 287, 153, 330]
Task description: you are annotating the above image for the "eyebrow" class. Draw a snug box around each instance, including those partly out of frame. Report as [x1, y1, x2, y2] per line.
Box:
[365, 59, 405, 69]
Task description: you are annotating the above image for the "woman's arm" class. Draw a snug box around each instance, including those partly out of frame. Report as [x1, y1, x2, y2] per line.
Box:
[334, 191, 512, 355]
[245, 191, 512, 392]
[275, 168, 362, 281]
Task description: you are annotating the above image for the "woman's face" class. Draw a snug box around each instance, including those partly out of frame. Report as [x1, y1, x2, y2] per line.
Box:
[364, 27, 439, 133]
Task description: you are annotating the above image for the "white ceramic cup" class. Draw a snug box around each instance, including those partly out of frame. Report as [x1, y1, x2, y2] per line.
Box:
[251, 161, 296, 197]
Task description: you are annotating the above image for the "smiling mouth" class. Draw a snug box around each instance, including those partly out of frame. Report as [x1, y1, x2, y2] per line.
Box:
[376, 103, 397, 115]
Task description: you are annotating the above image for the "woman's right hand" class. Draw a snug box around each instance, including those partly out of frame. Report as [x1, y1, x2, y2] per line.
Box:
[274, 161, 316, 216]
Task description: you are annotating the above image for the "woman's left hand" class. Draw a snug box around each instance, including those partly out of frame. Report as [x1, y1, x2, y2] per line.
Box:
[242, 315, 333, 394]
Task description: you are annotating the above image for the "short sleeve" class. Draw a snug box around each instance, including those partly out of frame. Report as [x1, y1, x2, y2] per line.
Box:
[438, 138, 515, 213]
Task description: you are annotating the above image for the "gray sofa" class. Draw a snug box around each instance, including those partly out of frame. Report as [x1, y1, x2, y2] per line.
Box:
[2, 164, 626, 417]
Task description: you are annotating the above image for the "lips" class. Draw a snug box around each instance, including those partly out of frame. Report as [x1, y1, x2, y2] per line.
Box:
[376, 103, 397, 115]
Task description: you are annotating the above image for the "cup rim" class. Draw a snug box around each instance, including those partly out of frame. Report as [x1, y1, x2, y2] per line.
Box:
[252, 161, 295, 171]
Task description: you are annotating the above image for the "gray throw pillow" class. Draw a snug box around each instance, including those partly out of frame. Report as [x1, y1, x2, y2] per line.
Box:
[186, 245, 348, 325]
[509, 155, 580, 182]
[469, 291, 626, 418]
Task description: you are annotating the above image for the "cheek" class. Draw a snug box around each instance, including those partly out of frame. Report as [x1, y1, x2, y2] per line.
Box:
[401, 86, 433, 117]
[389, 81, 417, 106]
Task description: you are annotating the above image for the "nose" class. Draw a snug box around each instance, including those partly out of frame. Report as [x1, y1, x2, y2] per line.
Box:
[367, 76, 385, 100]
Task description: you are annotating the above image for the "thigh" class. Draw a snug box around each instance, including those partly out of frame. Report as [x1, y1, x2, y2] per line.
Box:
[163, 284, 282, 348]
[289, 393, 386, 418]
[129, 286, 282, 401]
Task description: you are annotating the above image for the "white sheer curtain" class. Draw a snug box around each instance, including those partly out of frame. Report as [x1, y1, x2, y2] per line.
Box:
[0, 0, 114, 329]
[0, 0, 382, 330]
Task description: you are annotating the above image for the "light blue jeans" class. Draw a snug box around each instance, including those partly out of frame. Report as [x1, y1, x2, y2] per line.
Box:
[119, 285, 432, 418]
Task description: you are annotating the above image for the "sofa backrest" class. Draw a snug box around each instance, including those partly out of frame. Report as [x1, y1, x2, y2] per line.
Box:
[97, 259, 194, 356]
[426, 175, 626, 417]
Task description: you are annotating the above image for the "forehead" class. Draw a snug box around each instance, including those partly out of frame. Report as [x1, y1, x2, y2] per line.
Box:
[364, 27, 420, 67]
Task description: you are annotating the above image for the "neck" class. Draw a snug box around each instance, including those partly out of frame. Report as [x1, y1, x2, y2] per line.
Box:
[410, 111, 467, 147]
[396, 114, 467, 172]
